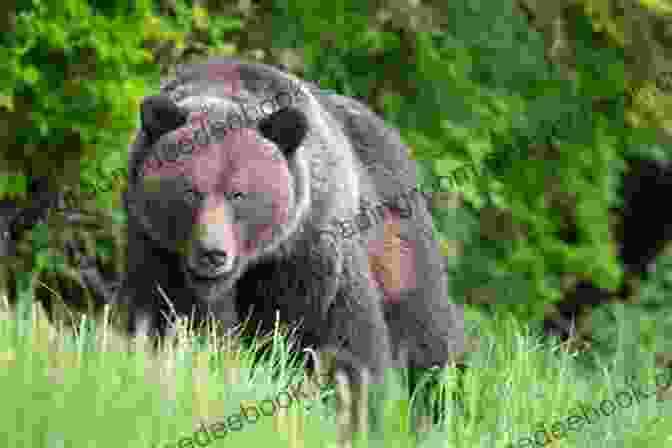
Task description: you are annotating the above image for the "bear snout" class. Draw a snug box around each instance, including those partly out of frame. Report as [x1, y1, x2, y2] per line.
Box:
[186, 202, 240, 278]
[186, 244, 234, 279]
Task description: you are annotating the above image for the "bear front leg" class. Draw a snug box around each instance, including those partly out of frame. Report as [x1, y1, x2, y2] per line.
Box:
[118, 208, 199, 339]
[323, 254, 394, 445]
[116, 215, 164, 338]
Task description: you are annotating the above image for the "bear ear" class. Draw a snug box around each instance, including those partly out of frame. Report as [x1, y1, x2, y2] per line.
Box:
[257, 107, 308, 157]
[140, 95, 189, 146]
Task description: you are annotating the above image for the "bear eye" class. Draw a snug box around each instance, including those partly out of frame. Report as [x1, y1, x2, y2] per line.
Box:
[229, 191, 245, 201]
[184, 188, 203, 204]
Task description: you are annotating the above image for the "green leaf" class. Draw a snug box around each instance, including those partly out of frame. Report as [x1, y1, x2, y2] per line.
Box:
[21, 65, 41, 85]
[433, 158, 469, 177]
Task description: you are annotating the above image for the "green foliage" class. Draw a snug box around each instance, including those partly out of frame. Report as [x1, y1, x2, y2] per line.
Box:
[440, 1, 629, 319]
[0, 0, 163, 197]
[0, 0, 662, 325]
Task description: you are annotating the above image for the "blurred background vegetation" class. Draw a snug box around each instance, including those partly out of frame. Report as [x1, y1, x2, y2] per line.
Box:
[2, 0, 672, 365]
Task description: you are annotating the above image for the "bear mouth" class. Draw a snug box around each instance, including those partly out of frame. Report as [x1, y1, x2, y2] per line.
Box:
[183, 257, 237, 281]
[187, 267, 223, 280]
[182, 258, 242, 301]
[186, 265, 233, 280]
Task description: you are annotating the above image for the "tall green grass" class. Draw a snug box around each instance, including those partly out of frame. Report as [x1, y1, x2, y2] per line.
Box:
[0, 293, 670, 447]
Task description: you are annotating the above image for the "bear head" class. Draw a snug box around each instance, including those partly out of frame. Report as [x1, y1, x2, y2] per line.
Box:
[126, 85, 311, 297]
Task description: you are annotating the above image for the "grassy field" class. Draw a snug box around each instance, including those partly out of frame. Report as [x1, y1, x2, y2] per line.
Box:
[1, 293, 671, 448]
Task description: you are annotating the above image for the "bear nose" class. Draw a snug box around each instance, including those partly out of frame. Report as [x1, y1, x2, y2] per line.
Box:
[197, 249, 228, 270]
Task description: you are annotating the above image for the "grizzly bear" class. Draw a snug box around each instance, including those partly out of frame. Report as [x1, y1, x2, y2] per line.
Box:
[119, 57, 464, 437]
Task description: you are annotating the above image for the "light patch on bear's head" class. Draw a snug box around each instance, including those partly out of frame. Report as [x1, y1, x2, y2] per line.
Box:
[204, 62, 243, 96]
[169, 60, 244, 100]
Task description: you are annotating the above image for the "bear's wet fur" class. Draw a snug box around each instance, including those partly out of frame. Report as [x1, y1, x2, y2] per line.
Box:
[120, 57, 464, 434]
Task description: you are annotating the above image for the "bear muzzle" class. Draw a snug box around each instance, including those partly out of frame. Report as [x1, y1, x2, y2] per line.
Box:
[185, 244, 236, 279]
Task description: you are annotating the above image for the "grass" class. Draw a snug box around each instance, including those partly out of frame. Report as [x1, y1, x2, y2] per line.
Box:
[0, 291, 671, 448]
